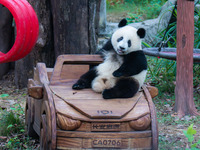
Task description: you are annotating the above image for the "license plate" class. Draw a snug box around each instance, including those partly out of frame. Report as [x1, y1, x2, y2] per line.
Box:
[91, 123, 121, 131]
[92, 138, 122, 148]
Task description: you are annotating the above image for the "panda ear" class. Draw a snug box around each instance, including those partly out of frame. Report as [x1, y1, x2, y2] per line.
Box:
[118, 18, 127, 27]
[137, 28, 146, 38]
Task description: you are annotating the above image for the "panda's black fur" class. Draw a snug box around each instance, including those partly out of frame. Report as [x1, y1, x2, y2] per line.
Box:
[72, 19, 147, 99]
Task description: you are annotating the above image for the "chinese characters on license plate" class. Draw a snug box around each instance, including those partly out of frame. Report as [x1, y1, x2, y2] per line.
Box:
[91, 123, 121, 131]
[92, 139, 122, 148]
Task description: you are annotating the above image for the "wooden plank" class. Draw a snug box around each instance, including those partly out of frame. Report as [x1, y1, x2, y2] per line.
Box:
[60, 64, 89, 80]
[90, 138, 127, 149]
[56, 137, 151, 149]
[91, 123, 121, 132]
[28, 86, 43, 99]
[142, 86, 158, 150]
[46, 68, 53, 81]
[57, 130, 152, 139]
[51, 82, 143, 119]
[129, 137, 152, 149]
[50, 55, 102, 85]
[34, 63, 49, 85]
[53, 93, 150, 122]
[33, 99, 42, 135]
[57, 137, 82, 149]
[43, 84, 57, 149]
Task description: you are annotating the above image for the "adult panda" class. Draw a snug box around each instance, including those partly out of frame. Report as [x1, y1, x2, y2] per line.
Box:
[72, 19, 147, 99]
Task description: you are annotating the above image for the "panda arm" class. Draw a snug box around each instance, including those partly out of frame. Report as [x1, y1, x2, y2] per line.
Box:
[96, 38, 114, 55]
[102, 38, 113, 51]
[113, 51, 147, 77]
[72, 67, 97, 89]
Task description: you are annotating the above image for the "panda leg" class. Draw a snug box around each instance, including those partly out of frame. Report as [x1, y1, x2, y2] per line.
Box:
[102, 78, 139, 99]
[72, 68, 97, 90]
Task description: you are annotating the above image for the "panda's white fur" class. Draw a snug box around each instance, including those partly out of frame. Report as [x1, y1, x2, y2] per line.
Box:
[92, 51, 123, 92]
[92, 25, 146, 93]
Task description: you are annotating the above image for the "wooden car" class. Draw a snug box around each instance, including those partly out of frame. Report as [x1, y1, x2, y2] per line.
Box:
[25, 55, 159, 150]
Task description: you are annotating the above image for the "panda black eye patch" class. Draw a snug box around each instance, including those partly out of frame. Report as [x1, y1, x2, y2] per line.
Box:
[128, 40, 131, 47]
[117, 37, 123, 42]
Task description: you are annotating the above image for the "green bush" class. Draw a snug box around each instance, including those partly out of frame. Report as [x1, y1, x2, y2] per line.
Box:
[146, 57, 176, 93]
[0, 104, 24, 136]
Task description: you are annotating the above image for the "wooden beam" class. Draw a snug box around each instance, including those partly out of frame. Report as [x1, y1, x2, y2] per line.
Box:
[175, 0, 199, 117]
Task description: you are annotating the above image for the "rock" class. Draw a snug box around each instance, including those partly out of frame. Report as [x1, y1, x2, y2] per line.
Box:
[99, 0, 107, 32]
[176, 124, 184, 129]
[129, 0, 177, 46]
[99, 0, 199, 48]
[99, 0, 177, 47]
[0, 99, 16, 109]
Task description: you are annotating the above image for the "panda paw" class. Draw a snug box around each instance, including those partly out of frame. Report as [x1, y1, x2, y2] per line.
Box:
[102, 89, 114, 99]
[113, 71, 123, 77]
[72, 82, 86, 90]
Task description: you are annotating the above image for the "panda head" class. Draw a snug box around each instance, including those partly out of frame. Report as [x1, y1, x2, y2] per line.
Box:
[111, 19, 146, 55]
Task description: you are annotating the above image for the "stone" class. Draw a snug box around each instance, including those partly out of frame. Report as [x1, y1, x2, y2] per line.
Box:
[99, 0, 177, 47]
[99, 0, 107, 32]
[129, 0, 177, 46]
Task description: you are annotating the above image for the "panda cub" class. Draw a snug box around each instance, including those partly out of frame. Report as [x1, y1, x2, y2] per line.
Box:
[72, 19, 147, 99]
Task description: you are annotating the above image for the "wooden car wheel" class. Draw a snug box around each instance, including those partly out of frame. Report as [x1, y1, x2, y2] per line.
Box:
[40, 114, 48, 150]
[142, 86, 159, 150]
[40, 101, 53, 150]
[25, 96, 38, 138]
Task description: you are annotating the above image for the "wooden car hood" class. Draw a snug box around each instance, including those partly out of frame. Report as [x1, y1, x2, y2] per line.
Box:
[50, 80, 150, 121]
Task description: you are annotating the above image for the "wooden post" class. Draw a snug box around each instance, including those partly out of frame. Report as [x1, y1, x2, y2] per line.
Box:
[175, 0, 199, 117]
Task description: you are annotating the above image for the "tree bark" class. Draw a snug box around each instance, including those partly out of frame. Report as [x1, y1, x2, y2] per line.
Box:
[15, 0, 54, 88]
[175, 0, 199, 117]
[88, 0, 101, 54]
[51, 0, 101, 57]
[14, 0, 100, 88]
[0, 5, 13, 79]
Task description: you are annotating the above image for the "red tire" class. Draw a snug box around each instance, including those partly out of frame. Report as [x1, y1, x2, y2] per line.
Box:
[0, 0, 39, 63]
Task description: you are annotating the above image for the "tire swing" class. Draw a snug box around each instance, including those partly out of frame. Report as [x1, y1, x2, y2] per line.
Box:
[143, 1, 200, 63]
[0, 0, 39, 63]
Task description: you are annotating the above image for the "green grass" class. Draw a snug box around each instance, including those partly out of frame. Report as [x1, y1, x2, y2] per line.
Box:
[0, 98, 38, 149]
[145, 56, 200, 149]
[0, 110, 23, 136]
[106, 0, 168, 22]
[146, 56, 176, 94]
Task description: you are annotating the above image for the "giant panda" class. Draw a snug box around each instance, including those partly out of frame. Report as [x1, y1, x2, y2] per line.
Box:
[72, 19, 147, 99]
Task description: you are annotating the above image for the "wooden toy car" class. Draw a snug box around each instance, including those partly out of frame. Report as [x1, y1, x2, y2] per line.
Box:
[25, 55, 159, 150]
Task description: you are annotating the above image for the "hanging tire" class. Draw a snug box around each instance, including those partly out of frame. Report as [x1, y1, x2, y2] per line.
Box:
[0, 0, 39, 63]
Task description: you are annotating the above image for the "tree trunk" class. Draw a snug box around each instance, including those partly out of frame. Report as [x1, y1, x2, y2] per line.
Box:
[88, 0, 101, 54]
[51, 0, 101, 57]
[14, 0, 100, 88]
[0, 5, 13, 79]
[15, 0, 54, 88]
[175, 0, 199, 117]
